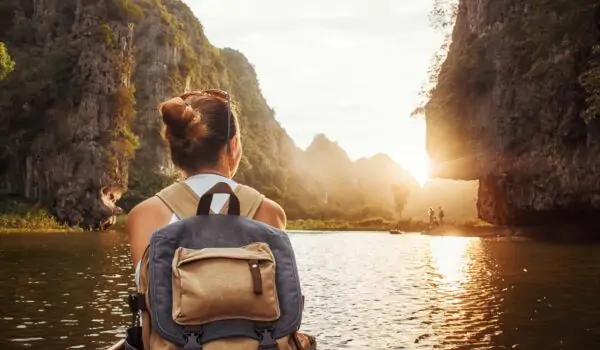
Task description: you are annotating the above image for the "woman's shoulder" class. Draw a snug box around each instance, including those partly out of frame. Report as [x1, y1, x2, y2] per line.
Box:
[236, 184, 286, 229]
[126, 196, 172, 227]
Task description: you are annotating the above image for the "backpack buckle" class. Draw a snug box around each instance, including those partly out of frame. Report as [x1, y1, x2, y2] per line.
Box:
[256, 327, 279, 350]
[127, 293, 146, 327]
[127, 293, 146, 313]
[183, 329, 203, 350]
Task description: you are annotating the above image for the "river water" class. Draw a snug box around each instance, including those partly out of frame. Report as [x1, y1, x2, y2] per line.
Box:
[0, 231, 599, 349]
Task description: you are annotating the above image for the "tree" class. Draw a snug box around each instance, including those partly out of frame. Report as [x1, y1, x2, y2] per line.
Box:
[410, 0, 458, 117]
[391, 183, 411, 219]
[0, 42, 15, 81]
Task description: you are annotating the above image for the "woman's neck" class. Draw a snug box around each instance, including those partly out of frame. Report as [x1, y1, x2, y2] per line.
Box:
[187, 166, 230, 179]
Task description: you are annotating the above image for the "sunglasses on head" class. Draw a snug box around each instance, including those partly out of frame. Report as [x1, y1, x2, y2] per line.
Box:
[182, 89, 233, 154]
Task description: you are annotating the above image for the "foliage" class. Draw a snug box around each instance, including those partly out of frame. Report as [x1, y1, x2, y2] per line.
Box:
[106, 0, 143, 22]
[425, 0, 600, 150]
[105, 85, 140, 180]
[119, 168, 180, 211]
[0, 0, 144, 230]
[523, 0, 600, 123]
[411, 0, 458, 117]
[519, 0, 600, 124]
[0, 42, 15, 81]
[0, 0, 477, 229]
[121, 2, 461, 223]
[391, 184, 410, 218]
[0, 195, 71, 231]
[0, 5, 83, 169]
[524, 0, 599, 59]
[287, 218, 429, 232]
[125, 0, 227, 209]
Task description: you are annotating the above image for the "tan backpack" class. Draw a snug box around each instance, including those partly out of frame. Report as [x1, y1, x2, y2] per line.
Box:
[124, 182, 317, 350]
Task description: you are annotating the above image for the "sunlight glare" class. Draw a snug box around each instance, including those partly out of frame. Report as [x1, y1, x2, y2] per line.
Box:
[389, 117, 431, 187]
[429, 237, 472, 285]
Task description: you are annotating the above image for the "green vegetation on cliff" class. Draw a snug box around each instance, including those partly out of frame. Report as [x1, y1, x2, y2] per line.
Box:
[424, 0, 600, 226]
[118, 0, 420, 222]
[0, 42, 14, 80]
[428, 0, 600, 129]
[0, 0, 478, 230]
[0, 194, 72, 232]
[0, 0, 137, 229]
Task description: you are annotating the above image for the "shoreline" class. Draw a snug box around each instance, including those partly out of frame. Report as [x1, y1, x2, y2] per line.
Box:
[0, 228, 83, 234]
[3, 215, 598, 243]
[0, 217, 492, 237]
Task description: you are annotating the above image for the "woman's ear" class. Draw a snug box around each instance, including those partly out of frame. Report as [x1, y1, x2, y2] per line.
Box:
[227, 136, 242, 178]
[230, 136, 241, 157]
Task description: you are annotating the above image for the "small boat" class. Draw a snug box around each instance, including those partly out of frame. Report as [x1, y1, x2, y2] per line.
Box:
[389, 229, 403, 234]
[106, 340, 125, 350]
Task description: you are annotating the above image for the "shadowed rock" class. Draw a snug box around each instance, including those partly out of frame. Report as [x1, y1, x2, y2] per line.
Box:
[426, 0, 600, 229]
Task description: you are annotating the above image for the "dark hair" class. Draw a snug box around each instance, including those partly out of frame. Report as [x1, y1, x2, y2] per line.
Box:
[159, 90, 239, 174]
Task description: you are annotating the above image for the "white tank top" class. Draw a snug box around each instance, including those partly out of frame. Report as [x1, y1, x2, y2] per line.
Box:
[134, 173, 238, 287]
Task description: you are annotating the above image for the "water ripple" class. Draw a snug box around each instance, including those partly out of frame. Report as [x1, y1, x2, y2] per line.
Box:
[1, 231, 600, 349]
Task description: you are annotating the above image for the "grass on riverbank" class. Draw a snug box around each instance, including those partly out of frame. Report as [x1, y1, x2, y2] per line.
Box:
[0, 196, 80, 233]
[110, 216, 429, 232]
[0, 197, 491, 237]
[286, 217, 430, 232]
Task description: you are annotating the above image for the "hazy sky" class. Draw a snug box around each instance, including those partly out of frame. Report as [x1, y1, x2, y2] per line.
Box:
[184, 0, 442, 183]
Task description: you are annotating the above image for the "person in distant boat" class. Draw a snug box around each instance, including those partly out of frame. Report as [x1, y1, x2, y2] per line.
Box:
[428, 207, 436, 227]
[438, 206, 445, 226]
[125, 89, 287, 280]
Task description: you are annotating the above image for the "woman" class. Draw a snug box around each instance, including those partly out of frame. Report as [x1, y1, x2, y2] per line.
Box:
[126, 89, 286, 271]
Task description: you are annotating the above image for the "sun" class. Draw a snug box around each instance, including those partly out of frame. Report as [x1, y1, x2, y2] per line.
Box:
[405, 154, 431, 187]
[389, 117, 431, 187]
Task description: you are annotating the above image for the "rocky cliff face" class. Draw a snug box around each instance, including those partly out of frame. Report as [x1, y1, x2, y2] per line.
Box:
[426, 0, 600, 226]
[0, 0, 136, 229]
[0, 0, 337, 227]
[1, 0, 478, 228]
[129, 0, 226, 173]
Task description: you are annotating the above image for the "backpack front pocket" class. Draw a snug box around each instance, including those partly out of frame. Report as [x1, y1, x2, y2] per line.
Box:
[172, 242, 280, 325]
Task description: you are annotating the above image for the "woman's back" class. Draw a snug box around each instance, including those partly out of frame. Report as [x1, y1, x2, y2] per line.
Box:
[126, 89, 286, 275]
[121, 89, 314, 350]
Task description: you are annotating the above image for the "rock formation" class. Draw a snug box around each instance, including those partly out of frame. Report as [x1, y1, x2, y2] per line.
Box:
[0, 0, 478, 229]
[0, 0, 341, 228]
[426, 0, 600, 226]
[0, 0, 136, 229]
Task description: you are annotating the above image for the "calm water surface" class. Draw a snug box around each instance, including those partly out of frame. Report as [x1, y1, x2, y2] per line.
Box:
[1, 231, 600, 349]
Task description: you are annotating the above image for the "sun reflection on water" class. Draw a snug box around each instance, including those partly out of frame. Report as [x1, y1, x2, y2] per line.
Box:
[430, 236, 474, 282]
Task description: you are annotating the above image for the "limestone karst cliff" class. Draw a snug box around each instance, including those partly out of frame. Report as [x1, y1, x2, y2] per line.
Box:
[426, 0, 600, 226]
[1, 0, 478, 229]
[0, 0, 136, 229]
[0, 0, 395, 227]
[0, 0, 321, 228]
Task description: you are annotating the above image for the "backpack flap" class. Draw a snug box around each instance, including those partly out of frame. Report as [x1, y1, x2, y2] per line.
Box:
[147, 183, 303, 348]
[172, 243, 280, 324]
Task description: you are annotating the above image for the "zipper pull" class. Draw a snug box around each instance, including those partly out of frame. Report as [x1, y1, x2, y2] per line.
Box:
[248, 259, 263, 295]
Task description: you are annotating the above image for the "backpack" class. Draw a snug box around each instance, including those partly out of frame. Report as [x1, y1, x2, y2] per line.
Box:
[124, 181, 317, 350]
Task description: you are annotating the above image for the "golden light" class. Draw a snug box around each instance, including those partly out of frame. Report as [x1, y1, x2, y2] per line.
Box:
[406, 154, 431, 188]
[429, 236, 473, 285]
[390, 116, 431, 187]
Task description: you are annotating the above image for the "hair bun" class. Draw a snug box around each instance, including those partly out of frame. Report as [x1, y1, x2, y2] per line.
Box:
[160, 97, 195, 134]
